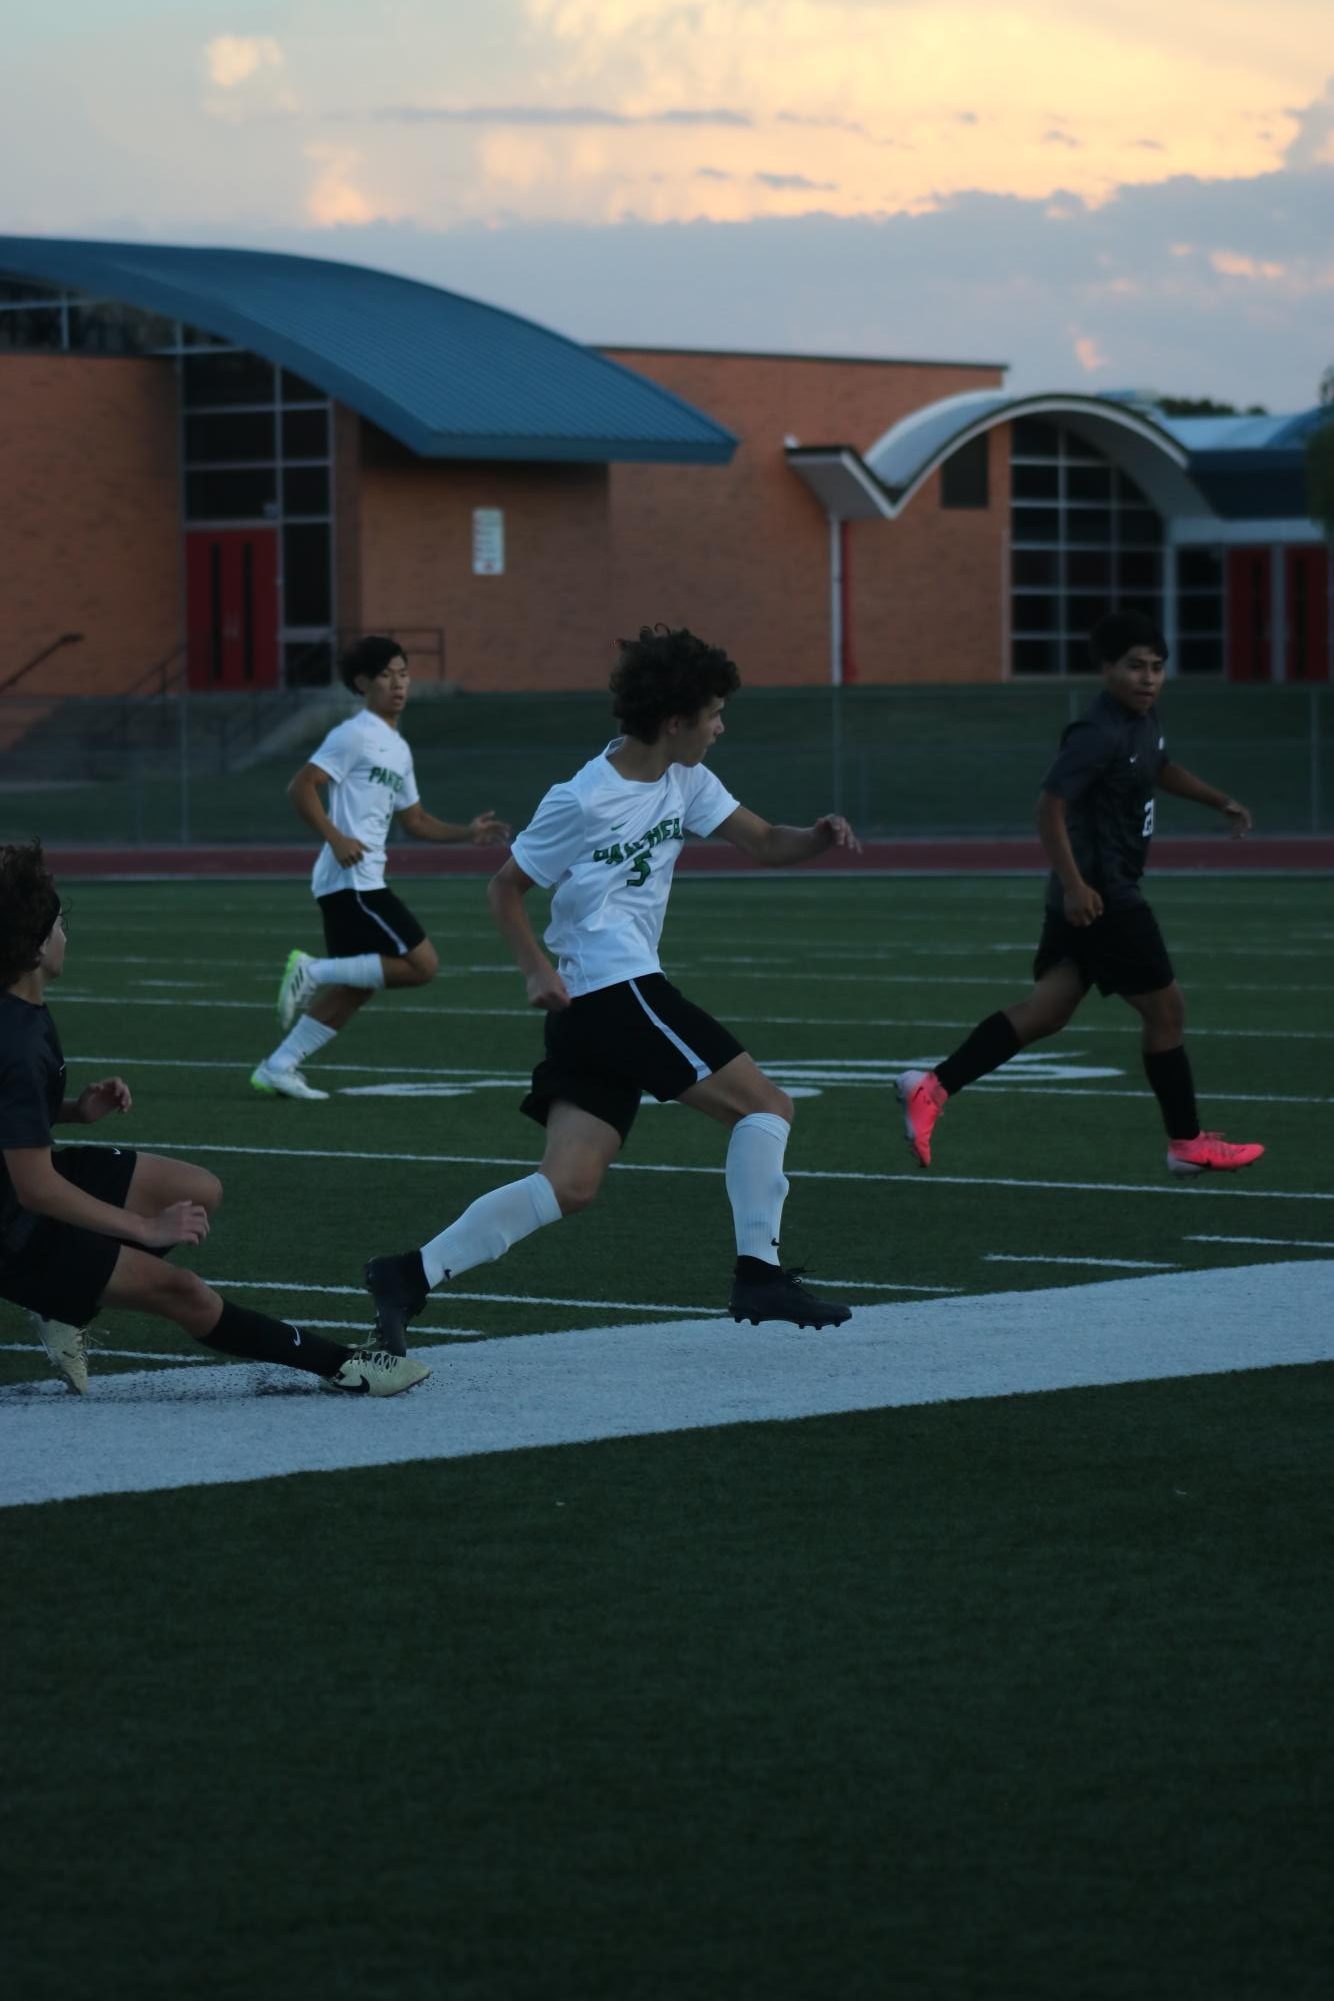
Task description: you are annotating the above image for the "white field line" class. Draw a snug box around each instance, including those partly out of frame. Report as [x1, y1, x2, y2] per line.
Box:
[984, 1254, 1177, 1269]
[1186, 1233, 1334, 1250]
[87, 1137, 1334, 1202]
[0, 1341, 208, 1365]
[202, 1277, 728, 1314]
[56, 994, 1334, 1038]
[60, 1054, 1334, 1109]
[5, 1261, 1333, 1509]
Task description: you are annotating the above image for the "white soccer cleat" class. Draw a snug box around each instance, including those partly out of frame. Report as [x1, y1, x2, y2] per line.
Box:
[320, 1350, 432, 1397]
[33, 1314, 89, 1394]
[250, 1060, 329, 1101]
[276, 948, 319, 1030]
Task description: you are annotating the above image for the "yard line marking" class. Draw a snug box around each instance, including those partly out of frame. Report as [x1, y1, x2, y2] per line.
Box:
[202, 1277, 725, 1314]
[0, 1341, 207, 1365]
[92, 1138, 1334, 1201]
[55, 994, 1334, 1037]
[796, 1278, 965, 1292]
[984, 1254, 1178, 1269]
[1186, 1233, 1334, 1251]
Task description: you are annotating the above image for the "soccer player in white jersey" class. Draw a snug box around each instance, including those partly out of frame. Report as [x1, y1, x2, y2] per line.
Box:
[363, 623, 862, 1345]
[251, 636, 510, 1099]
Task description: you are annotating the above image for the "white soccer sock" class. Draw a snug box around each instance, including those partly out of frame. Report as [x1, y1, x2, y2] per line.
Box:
[420, 1172, 562, 1288]
[266, 1017, 337, 1072]
[725, 1111, 791, 1263]
[306, 952, 385, 989]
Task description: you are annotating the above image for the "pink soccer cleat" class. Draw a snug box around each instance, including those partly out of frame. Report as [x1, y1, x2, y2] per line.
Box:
[896, 1069, 948, 1168]
[1167, 1131, 1265, 1178]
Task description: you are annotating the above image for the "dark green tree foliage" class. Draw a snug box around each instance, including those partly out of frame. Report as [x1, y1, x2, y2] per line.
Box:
[1155, 396, 1268, 416]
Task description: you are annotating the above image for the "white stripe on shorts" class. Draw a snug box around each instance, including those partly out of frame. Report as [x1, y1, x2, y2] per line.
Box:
[353, 891, 409, 955]
[628, 978, 711, 1083]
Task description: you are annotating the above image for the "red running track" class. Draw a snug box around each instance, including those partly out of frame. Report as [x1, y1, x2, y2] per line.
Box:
[42, 835, 1334, 878]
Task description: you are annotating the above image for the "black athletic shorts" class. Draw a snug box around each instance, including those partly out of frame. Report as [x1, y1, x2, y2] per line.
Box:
[318, 886, 426, 959]
[1034, 901, 1175, 999]
[520, 973, 746, 1144]
[0, 1145, 138, 1327]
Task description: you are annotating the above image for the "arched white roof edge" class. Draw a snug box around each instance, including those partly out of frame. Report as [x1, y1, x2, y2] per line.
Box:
[864, 392, 1209, 519]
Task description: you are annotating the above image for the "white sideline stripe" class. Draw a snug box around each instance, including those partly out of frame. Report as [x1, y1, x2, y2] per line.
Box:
[57, 996, 1334, 1040]
[4, 1261, 1332, 1509]
[85, 1138, 1334, 1202]
[0, 1341, 207, 1366]
[984, 1254, 1177, 1270]
[202, 1277, 726, 1314]
[58, 1053, 1334, 1108]
[1187, 1233, 1334, 1251]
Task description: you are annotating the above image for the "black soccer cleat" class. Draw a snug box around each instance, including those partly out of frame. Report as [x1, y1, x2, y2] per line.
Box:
[363, 1250, 430, 1357]
[729, 1260, 852, 1330]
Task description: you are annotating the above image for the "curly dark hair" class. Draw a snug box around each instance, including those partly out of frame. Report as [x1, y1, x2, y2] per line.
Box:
[0, 839, 62, 989]
[609, 625, 741, 743]
[340, 634, 407, 692]
[1090, 609, 1168, 668]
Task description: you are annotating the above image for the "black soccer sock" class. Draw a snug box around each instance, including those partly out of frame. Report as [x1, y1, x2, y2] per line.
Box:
[200, 1300, 349, 1379]
[1143, 1045, 1200, 1142]
[935, 1011, 1022, 1097]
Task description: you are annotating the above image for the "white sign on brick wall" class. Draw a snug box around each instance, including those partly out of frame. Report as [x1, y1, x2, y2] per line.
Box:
[472, 508, 505, 576]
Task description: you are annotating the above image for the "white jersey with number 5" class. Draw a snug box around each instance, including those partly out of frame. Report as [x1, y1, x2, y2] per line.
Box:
[308, 709, 420, 898]
[510, 741, 739, 998]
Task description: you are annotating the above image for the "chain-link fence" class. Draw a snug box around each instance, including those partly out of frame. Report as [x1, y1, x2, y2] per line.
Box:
[1, 681, 1329, 845]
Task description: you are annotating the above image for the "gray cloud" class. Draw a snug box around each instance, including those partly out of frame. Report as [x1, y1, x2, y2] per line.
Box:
[755, 172, 839, 191]
[1132, 139, 1165, 152]
[1284, 75, 1334, 166]
[1043, 130, 1081, 148]
[777, 110, 869, 136]
[365, 103, 753, 128]
[232, 161, 1330, 410]
[956, 112, 979, 126]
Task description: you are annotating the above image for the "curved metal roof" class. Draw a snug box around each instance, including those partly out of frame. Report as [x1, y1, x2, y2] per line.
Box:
[863, 390, 1203, 516]
[0, 236, 736, 466]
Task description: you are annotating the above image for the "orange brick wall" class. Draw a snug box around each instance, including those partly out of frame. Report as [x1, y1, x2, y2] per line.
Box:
[0, 356, 180, 694]
[604, 351, 1008, 686]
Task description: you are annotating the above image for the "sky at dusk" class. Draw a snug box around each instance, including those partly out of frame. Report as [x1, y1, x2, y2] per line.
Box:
[4, 0, 1330, 407]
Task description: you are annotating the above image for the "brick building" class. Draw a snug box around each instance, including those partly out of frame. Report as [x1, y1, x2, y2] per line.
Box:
[0, 237, 1327, 700]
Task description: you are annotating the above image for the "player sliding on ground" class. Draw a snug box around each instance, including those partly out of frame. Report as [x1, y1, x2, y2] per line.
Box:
[251, 635, 511, 1100]
[363, 623, 860, 1349]
[897, 610, 1264, 1178]
[0, 841, 428, 1396]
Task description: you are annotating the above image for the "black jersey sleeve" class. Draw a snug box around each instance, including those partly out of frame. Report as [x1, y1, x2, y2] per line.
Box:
[0, 1052, 56, 1151]
[1041, 714, 1119, 802]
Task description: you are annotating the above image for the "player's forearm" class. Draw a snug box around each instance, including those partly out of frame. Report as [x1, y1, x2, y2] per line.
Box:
[6, 1159, 147, 1242]
[1158, 762, 1228, 811]
[487, 879, 551, 979]
[1036, 794, 1086, 889]
[56, 1099, 89, 1124]
[288, 779, 341, 846]
[405, 812, 471, 843]
[754, 824, 828, 866]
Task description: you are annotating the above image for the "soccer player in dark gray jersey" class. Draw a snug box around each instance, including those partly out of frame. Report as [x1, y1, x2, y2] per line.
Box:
[897, 611, 1265, 1179]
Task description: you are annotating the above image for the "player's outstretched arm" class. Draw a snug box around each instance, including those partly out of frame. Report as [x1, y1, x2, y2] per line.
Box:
[288, 763, 365, 866]
[57, 1077, 133, 1124]
[713, 806, 862, 866]
[398, 803, 513, 845]
[487, 857, 570, 1010]
[1157, 761, 1252, 836]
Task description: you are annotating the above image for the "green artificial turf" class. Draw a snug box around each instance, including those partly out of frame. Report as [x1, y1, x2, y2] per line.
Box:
[4, 872, 1334, 1998]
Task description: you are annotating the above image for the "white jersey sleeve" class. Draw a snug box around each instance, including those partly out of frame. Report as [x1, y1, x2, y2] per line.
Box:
[679, 762, 740, 836]
[511, 785, 587, 888]
[397, 746, 420, 812]
[307, 719, 358, 784]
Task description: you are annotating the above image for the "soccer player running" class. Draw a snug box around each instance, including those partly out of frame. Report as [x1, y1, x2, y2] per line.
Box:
[1, 841, 428, 1396]
[896, 609, 1264, 1178]
[251, 635, 511, 1100]
[363, 624, 861, 1351]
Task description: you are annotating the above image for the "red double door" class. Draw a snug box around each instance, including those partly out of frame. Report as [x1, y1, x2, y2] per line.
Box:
[186, 529, 280, 690]
[1228, 546, 1330, 682]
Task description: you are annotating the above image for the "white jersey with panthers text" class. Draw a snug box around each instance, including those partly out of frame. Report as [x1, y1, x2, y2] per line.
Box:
[510, 741, 739, 998]
[308, 709, 420, 897]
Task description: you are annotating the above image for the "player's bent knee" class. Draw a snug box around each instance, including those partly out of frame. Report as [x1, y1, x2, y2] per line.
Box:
[198, 1169, 223, 1212]
[548, 1169, 603, 1214]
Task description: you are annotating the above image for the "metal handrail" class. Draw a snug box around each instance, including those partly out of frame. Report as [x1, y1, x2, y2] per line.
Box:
[0, 632, 84, 696]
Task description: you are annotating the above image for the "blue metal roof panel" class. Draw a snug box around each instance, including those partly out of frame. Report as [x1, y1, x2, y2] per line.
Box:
[0, 237, 736, 465]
